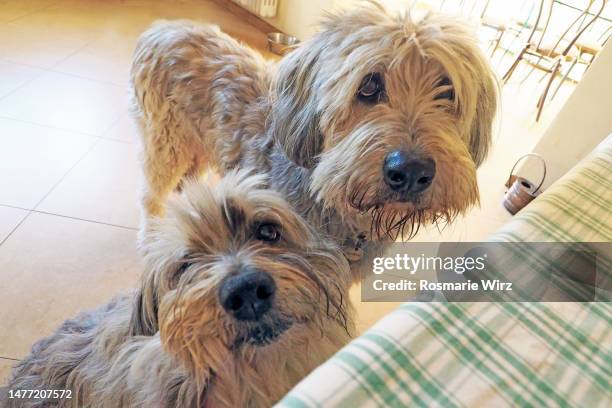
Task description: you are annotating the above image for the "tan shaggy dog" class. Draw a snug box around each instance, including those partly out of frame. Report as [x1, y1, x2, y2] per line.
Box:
[131, 1, 498, 278]
[1, 172, 354, 408]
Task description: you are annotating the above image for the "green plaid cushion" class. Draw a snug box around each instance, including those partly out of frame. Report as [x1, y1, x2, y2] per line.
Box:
[277, 137, 612, 408]
[279, 303, 611, 408]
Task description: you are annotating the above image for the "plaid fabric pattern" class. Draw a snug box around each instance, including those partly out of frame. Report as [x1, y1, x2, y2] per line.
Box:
[277, 137, 612, 408]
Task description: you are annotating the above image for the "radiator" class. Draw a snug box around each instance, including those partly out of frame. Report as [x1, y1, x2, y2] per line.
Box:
[235, 0, 279, 18]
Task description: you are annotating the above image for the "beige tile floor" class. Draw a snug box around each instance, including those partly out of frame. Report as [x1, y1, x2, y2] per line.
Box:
[0, 0, 576, 381]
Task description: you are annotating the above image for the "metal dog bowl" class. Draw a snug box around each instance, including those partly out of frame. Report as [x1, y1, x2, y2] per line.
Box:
[267, 32, 299, 56]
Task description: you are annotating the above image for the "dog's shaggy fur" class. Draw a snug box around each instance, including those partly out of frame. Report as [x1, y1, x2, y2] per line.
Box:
[131, 2, 498, 276]
[1, 172, 353, 408]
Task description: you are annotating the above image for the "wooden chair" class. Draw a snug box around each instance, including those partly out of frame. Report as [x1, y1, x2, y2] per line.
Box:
[480, 0, 509, 56]
[502, 0, 607, 121]
[549, 25, 610, 98]
[497, 1, 548, 62]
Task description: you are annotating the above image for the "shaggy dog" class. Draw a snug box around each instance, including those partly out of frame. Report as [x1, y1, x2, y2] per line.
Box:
[131, 2, 498, 277]
[1, 172, 353, 407]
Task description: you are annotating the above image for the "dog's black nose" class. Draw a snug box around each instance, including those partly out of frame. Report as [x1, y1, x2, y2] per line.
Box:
[383, 151, 436, 193]
[219, 269, 276, 321]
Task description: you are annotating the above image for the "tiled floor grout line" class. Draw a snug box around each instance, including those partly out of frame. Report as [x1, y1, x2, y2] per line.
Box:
[47, 67, 128, 88]
[99, 104, 130, 139]
[0, 115, 134, 144]
[4, 6, 103, 70]
[0, 114, 99, 137]
[0, 59, 90, 245]
[94, 134, 134, 144]
[0, 24, 123, 106]
[41, 12, 121, 74]
[0, 210, 32, 247]
[1, 20, 98, 77]
[31, 210, 138, 231]
[31, 139, 102, 212]
[0, 56, 44, 71]
[0, 201, 139, 231]
[1, 139, 106, 246]
[0, 203, 31, 212]
[0, 121, 138, 246]
[0, 207, 138, 248]
[3, 0, 62, 24]
[0, 55, 129, 89]
[0, 66, 47, 104]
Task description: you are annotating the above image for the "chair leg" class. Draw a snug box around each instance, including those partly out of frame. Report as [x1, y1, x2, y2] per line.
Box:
[550, 58, 578, 101]
[519, 63, 539, 84]
[584, 53, 596, 73]
[503, 45, 528, 83]
[536, 60, 561, 122]
[490, 30, 504, 57]
[537, 69, 550, 83]
[499, 27, 522, 63]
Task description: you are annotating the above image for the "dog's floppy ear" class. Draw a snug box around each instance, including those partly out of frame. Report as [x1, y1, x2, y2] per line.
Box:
[270, 43, 323, 168]
[468, 68, 497, 167]
[436, 15, 499, 168]
[129, 273, 159, 336]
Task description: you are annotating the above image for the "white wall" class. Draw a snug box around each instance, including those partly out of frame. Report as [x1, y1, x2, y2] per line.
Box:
[264, 0, 343, 40]
[520, 40, 612, 189]
[264, 0, 429, 40]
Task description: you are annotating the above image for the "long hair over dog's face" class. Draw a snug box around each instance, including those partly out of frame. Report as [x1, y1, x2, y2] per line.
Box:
[131, 171, 351, 376]
[271, 2, 498, 239]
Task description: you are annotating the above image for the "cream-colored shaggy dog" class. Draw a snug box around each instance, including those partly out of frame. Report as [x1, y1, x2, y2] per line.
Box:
[1, 172, 353, 408]
[131, 1, 498, 278]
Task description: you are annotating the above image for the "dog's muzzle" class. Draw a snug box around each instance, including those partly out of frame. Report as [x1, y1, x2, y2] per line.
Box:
[383, 150, 436, 195]
[219, 268, 276, 322]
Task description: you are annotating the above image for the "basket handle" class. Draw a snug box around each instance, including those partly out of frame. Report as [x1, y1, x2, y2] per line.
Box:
[506, 153, 547, 192]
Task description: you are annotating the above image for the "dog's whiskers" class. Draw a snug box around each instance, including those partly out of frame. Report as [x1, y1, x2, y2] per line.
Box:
[364, 205, 455, 241]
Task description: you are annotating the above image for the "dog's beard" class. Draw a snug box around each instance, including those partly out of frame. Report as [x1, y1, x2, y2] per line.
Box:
[319, 166, 459, 241]
[231, 314, 294, 348]
[353, 196, 457, 241]
[231, 288, 350, 350]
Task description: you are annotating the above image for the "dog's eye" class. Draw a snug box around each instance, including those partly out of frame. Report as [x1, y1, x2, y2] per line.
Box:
[255, 223, 281, 243]
[357, 73, 384, 103]
[435, 76, 455, 101]
[176, 261, 192, 276]
[171, 261, 193, 286]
